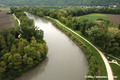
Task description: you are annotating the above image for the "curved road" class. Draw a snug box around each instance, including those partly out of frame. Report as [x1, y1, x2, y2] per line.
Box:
[48, 17, 114, 80]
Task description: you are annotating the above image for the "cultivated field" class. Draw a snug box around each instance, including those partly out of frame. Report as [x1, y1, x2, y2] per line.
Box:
[0, 12, 16, 28]
[105, 14, 120, 26]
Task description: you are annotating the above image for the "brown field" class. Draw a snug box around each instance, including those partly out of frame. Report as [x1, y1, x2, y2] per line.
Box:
[0, 12, 16, 28]
[105, 14, 120, 26]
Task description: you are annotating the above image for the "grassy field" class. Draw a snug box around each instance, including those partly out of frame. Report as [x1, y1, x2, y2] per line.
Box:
[0, 7, 10, 12]
[46, 17, 107, 80]
[75, 13, 110, 21]
[75, 13, 117, 27]
[110, 63, 120, 80]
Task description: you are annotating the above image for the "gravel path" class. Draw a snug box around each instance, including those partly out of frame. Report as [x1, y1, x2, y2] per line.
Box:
[13, 14, 20, 26]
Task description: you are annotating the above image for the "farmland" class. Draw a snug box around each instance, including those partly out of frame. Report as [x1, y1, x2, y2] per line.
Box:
[0, 12, 16, 28]
[105, 14, 120, 26]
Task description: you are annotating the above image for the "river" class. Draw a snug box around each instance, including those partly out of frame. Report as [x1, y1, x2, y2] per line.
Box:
[16, 12, 89, 80]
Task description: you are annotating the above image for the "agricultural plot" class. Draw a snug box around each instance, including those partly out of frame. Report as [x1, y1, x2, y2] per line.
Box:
[105, 14, 120, 26]
[0, 12, 16, 28]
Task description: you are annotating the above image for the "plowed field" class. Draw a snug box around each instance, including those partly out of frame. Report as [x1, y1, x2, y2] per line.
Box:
[0, 12, 16, 28]
[105, 14, 120, 26]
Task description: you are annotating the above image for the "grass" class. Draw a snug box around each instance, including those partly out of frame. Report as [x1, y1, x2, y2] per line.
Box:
[0, 7, 10, 12]
[75, 13, 117, 27]
[110, 63, 120, 80]
[75, 13, 110, 21]
[46, 17, 107, 80]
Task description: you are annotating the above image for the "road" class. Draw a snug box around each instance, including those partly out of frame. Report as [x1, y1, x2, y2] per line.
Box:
[48, 17, 114, 80]
[13, 14, 21, 38]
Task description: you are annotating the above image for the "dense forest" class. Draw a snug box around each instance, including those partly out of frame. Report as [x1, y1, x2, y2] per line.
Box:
[0, 0, 120, 6]
[23, 7, 120, 57]
[0, 8, 48, 80]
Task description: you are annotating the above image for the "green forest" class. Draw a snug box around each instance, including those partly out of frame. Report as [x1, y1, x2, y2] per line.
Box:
[0, 8, 48, 80]
[0, 0, 120, 6]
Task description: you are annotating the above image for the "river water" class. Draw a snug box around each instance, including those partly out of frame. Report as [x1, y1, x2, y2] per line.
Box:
[16, 12, 89, 80]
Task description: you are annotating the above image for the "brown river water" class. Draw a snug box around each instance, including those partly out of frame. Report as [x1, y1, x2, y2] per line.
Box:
[16, 12, 89, 80]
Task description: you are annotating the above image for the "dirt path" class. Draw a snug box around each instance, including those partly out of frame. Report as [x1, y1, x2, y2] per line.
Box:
[13, 14, 20, 26]
[48, 17, 114, 80]
[105, 14, 120, 26]
[109, 60, 120, 67]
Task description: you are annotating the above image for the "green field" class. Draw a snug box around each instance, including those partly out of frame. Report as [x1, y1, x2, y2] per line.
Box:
[75, 13, 117, 27]
[75, 13, 110, 21]
[0, 7, 10, 12]
[110, 63, 120, 80]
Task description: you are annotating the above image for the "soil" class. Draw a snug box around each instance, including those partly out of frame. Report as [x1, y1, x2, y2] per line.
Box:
[105, 14, 120, 26]
[0, 12, 16, 28]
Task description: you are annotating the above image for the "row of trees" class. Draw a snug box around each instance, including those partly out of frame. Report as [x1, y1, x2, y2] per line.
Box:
[0, 7, 48, 80]
[1, 0, 120, 6]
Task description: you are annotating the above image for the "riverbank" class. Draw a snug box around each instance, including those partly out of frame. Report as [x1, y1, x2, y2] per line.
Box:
[44, 16, 114, 80]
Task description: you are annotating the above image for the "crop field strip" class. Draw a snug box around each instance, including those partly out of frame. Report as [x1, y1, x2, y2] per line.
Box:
[105, 14, 120, 26]
[0, 12, 16, 28]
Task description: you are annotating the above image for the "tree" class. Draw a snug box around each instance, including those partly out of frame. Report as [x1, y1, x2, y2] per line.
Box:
[0, 35, 6, 50]
[23, 54, 28, 64]
[60, 16, 66, 24]
[21, 26, 35, 41]
[18, 38, 28, 54]
[0, 61, 6, 74]
[119, 24, 120, 29]
[37, 11, 44, 17]
[10, 45, 17, 53]
[35, 29, 44, 41]
[7, 34, 15, 48]
[27, 57, 34, 66]
[86, 26, 99, 41]
[13, 53, 22, 69]
[42, 43, 48, 58]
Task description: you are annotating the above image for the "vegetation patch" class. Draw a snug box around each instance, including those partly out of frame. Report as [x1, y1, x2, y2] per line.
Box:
[110, 63, 120, 80]
[0, 8, 48, 80]
[0, 7, 10, 12]
[75, 13, 109, 21]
